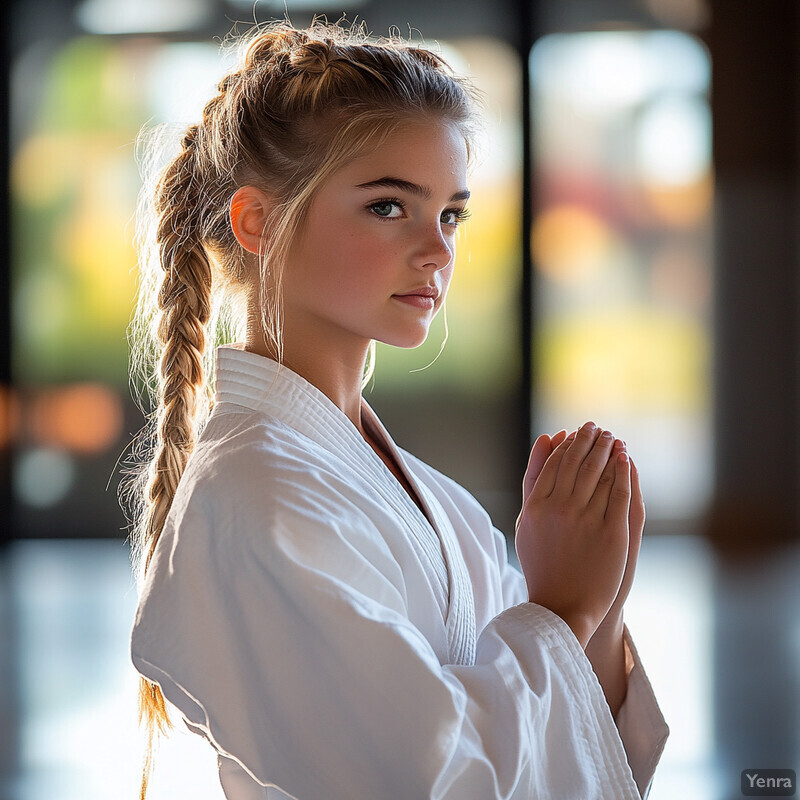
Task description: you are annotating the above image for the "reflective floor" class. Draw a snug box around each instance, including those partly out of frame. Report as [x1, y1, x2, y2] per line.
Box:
[0, 535, 797, 800]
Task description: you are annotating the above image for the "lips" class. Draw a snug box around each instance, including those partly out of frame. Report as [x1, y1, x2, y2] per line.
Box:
[392, 286, 438, 310]
[394, 286, 439, 300]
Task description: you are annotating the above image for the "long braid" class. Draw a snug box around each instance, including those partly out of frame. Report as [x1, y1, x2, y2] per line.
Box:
[136, 126, 213, 798]
[144, 130, 213, 567]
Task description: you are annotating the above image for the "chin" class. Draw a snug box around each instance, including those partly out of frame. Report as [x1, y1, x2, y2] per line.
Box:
[380, 326, 433, 350]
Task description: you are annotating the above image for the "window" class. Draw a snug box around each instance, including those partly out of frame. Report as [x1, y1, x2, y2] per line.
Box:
[530, 31, 713, 525]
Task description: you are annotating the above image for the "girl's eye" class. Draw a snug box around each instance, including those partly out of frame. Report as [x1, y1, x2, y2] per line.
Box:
[369, 200, 404, 219]
[368, 200, 472, 226]
[442, 207, 472, 227]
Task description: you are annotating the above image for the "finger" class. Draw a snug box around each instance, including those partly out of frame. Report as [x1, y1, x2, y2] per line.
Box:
[522, 433, 559, 501]
[612, 456, 643, 611]
[550, 421, 601, 499]
[572, 428, 616, 506]
[628, 457, 644, 558]
[605, 450, 632, 527]
[587, 438, 623, 516]
[529, 433, 574, 500]
[522, 430, 568, 500]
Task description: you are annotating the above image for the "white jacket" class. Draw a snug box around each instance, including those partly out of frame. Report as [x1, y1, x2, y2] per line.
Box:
[131, 344, 668, 800]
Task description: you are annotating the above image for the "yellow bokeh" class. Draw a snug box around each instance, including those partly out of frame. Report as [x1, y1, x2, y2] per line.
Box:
[452, 178, 520, 299]
[12, 134, 77, 207]
[538, 308, 709, 416]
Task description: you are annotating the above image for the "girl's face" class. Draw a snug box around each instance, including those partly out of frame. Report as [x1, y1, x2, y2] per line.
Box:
[281, 119, 469, 358]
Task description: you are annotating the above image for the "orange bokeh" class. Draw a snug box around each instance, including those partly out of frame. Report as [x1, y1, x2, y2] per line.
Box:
[644, 172, 713, 228]
[0, 385, 22, 449]
[532, 204, 616, 286]
[28, 383, 123, 454]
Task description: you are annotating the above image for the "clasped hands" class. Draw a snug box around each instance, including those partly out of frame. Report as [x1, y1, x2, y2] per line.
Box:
[515, 422, 645, 649]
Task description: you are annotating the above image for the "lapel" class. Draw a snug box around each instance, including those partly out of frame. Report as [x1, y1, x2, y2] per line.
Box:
[362, 402, 477, 667]
[215, 344, 476, 666]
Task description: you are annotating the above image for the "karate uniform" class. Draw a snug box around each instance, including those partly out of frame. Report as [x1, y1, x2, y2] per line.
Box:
[131, 343, 669, 800]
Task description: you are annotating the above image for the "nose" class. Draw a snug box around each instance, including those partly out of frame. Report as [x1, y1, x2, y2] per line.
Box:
[412, 222, 454, 272]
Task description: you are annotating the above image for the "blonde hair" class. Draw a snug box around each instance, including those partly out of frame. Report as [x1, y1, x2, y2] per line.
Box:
[124, 18, 479, 797]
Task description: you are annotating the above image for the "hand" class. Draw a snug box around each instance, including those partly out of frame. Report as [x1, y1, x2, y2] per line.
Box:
[518, 429, 646, 635]
[591, 452, 645, 636]
[515, 422, 632, 648]
[583, 457, 643, 715]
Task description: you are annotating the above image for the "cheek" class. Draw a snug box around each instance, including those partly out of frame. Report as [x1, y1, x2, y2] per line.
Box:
[330, 229, 395, 284]
[295, 218, 364, 285]
[305, 237, 387, 320]
[441, 263, 455, 292]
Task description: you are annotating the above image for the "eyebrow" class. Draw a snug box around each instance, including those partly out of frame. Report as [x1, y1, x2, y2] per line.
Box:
[355, 176, 470, 203]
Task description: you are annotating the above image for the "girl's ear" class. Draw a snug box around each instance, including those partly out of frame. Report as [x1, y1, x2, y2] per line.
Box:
[229, 185, 274, 255]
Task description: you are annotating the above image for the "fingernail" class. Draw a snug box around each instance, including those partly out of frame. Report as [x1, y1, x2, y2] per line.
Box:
[583, 421, 597, 432]
[601, 430, 613, 440]
[567, 431, 576, 440]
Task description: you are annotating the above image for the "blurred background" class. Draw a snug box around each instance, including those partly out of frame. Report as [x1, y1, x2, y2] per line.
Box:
[0, 0, 798, 798]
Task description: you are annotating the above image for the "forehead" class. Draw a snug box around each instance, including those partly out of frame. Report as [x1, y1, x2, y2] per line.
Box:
[335, 120, 468, 190]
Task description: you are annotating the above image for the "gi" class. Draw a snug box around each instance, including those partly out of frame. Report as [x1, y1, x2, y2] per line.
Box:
[131, 344, 669, 800]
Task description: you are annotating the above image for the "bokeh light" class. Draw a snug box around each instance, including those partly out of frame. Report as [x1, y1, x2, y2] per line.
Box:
[532, 204, 618, 287]
[530, 30, 713, 520]
[14, 448, 77, 508]
[27, 384, 124, 455]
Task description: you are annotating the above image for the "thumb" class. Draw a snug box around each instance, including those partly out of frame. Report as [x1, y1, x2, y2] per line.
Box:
[522, 430, 566, 501]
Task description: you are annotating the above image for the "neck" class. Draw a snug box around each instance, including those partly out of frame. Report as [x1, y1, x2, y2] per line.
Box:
[244, 320, 370, 432]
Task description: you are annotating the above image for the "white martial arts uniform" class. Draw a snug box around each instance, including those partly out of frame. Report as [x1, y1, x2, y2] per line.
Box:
[131, 343, 669, 800]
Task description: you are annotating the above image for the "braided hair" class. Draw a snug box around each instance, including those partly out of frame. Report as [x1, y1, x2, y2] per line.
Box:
[125, 19, 479, 797]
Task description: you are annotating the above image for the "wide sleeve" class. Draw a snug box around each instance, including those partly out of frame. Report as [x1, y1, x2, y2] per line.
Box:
[615, 629, 670, 798]
[494, 530, 669, 799]
[132, 477, 647, 800]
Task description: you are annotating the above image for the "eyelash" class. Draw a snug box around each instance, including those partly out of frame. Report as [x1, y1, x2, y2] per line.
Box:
[368, 198, 472, 226]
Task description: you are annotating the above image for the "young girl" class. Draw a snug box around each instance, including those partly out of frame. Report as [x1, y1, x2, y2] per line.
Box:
[128, 20, 668, 800]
